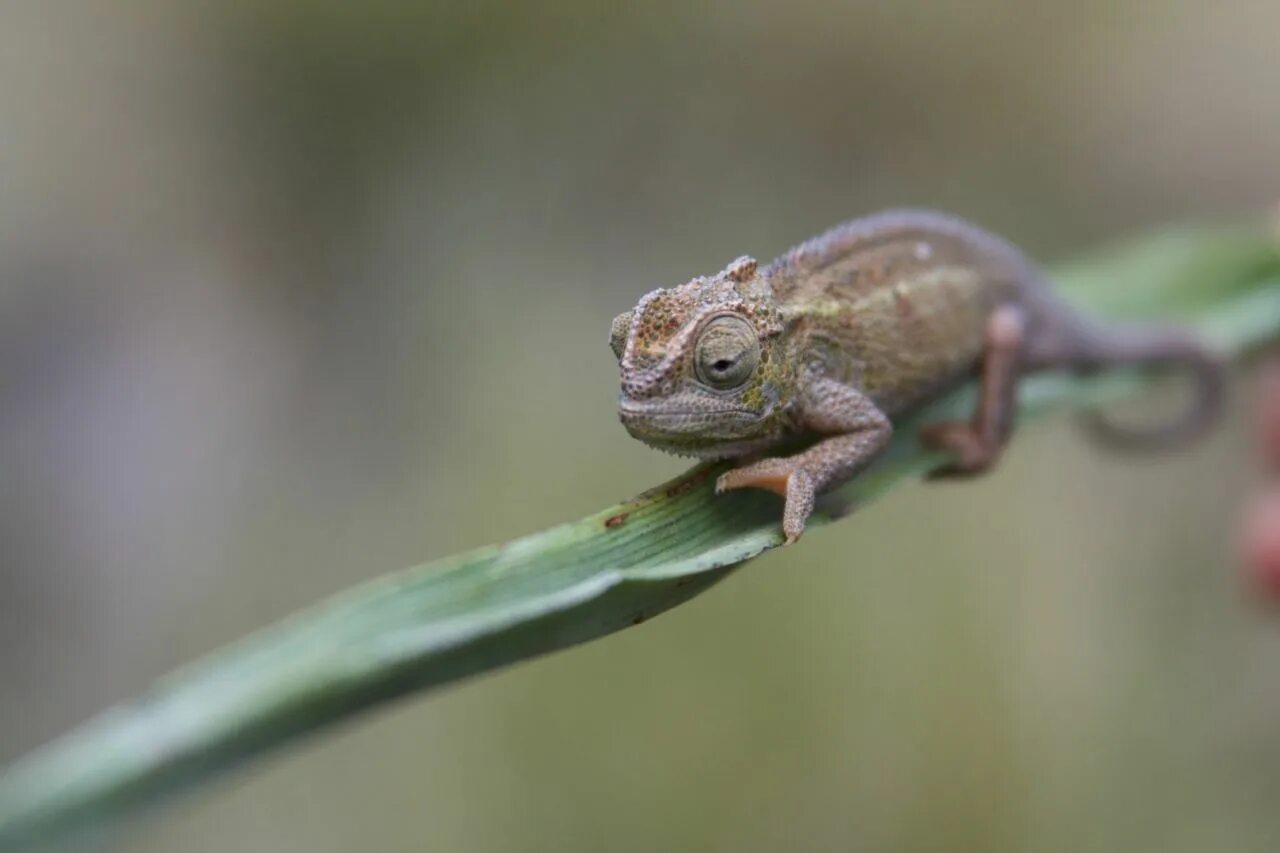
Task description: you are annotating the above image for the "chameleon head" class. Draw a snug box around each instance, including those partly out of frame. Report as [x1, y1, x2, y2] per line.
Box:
[610, 256, 795, 459]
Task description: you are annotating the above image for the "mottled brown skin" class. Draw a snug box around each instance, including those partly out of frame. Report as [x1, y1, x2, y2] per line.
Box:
[612, 210, 1225, 543]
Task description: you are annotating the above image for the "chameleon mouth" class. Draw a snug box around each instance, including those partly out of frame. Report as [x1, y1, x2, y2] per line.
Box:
[619, 407, 755, 418]
[618, 400, 784, 460]
[617, 401, 765, 456]
[617, 402, 758, 422]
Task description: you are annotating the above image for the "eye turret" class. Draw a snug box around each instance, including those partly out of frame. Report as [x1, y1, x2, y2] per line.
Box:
[694, 315, 760, 389]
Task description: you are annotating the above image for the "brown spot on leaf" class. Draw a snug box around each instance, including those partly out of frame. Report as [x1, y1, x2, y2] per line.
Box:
[604, 513, 628, 529]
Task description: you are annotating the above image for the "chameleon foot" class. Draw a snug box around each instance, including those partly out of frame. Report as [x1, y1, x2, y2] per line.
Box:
[921, 304, 1025, 479]
[920, 422, 998, 478]
[717, 460, 815, 544]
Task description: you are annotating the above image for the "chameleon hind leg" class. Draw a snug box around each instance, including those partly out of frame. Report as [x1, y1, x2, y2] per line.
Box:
[921, 304, 1026, 478]
[717, 378, 893, 544]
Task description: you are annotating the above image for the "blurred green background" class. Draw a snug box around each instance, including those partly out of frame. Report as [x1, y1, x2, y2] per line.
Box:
[2, 2, 1280, 851]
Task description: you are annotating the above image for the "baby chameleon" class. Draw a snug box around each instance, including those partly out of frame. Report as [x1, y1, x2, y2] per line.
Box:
[611, 210, 1225, 544]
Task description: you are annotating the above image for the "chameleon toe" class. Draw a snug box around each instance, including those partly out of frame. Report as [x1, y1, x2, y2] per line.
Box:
[716, 463, 796, 497]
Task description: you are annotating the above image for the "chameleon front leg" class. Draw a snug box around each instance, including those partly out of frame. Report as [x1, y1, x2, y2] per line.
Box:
[920, 304, 1026, 477]
[716, 379, 893, 543]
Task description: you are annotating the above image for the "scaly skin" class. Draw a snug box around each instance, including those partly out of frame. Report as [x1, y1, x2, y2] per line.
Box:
[612, 210, 1225, 543]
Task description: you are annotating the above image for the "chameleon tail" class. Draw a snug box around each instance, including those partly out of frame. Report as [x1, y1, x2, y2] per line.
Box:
[1072, 327, 1227, 451]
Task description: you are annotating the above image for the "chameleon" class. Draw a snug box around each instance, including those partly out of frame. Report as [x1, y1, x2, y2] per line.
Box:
[610, 209, 1225, 544]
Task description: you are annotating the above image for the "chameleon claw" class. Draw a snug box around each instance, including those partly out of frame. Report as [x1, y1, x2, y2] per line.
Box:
[781, 523, 804, 546]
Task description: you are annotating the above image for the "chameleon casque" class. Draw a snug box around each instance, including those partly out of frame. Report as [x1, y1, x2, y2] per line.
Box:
[611, 210, 1224, 543]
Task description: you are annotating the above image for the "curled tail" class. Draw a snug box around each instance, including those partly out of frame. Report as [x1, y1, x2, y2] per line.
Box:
[1071, 327, 1226, 451]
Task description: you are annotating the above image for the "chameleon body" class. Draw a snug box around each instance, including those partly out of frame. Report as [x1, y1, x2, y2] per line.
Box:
[611, 209, 1224, 543]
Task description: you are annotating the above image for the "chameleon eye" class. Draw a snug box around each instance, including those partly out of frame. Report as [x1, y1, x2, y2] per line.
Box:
[694, 315, 760, 389]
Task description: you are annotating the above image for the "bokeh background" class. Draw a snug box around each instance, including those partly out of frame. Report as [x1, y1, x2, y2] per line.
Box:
[3, 2, 1280, 851]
